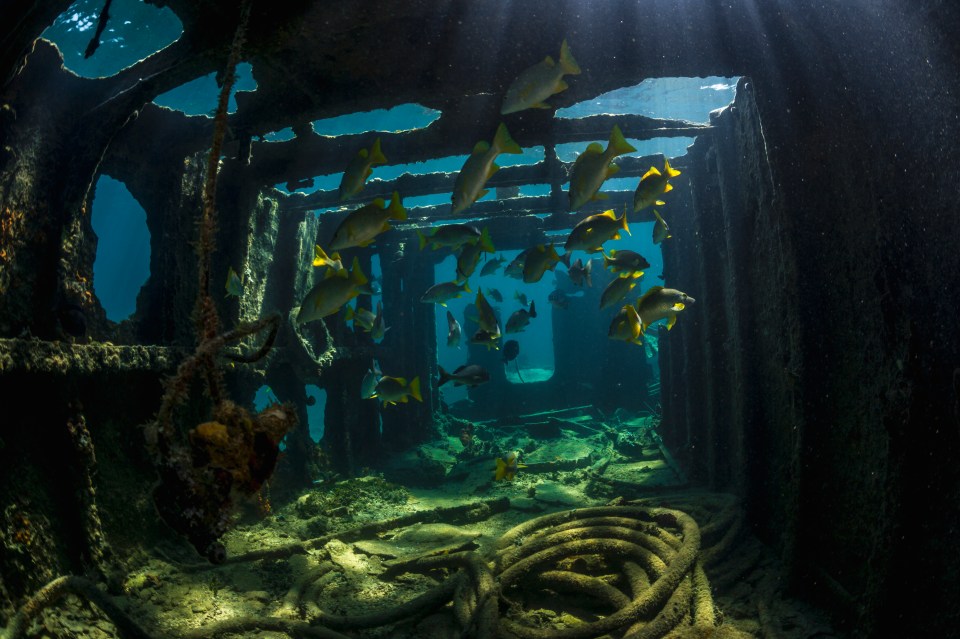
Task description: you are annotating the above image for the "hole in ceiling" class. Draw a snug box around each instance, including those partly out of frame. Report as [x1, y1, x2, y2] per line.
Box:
[43, 0, 183, 78]
[153, 62, 256, 115]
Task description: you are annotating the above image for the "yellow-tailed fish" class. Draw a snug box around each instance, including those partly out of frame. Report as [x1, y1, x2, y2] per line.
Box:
[474, 289, 500, 336]
[446, 310, 462, 348]
[603, 249, 650, 276]
[225, 266, 243, 298]
[297, 256, 369, 324]
[522, 243, 562, 283]
[600, 274, 640, 310]
[568, 125, 636, 211]
[344, 304, 376, 331]
[418, 224, 493, 252]
[480, 254, 507, 277]
[438, 364, 490, 387]
[653, 210, 672, 244]
[372, 375, 422, 406]
[339, 137, 387, 201]
[329, 191, 406, 251]
[608, 303, 644, 345]
[420, 280, 471, 307]
[456, 241, 483, 282]
[567, 258, 592, 287]
[505, 300, 537, 333]
[563, 208, 630, 253]
[494, 450, 526, 481]
[313, 245, 344, 272]
[635, 286, 695, 333]
[470, 328, 501, 350]
[370, 301, 388, 342]
[633, 157, 682, 213]
[501, 39, 581, 115]
[451, 123, 523, 214]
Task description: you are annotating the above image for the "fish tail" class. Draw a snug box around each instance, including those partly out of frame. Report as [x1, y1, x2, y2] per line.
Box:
[370, 137, 387, 165]
[350, 258, 369, 287]
[409, 376, 422, 402]
[529, 300, 537, 318]
[559, 39, 581, 75]
[608, 124, 637, 157]
[388, 191, 407, 220]
[495, 458, 507, 480]
[619, 209, 631, 236]
[559, 251, 571, 268]
[493, 122, 523, 155]
[438, 366, 451, 387]
[417, 229, 428, 250]
[479, 227, 495, 253]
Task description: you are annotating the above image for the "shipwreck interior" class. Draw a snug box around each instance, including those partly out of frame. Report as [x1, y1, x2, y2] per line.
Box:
[1, 1, 959, 638]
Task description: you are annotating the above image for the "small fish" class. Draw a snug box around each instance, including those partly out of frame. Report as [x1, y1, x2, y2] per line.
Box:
[418, 224, 494, 252]
[548, 289, 570, 309]
[446, 310, 462, 348]
[456, 240, 484, 282]
[502, 339, 520, 363]
[339, 137, 387, 201]
[494, 450, 526, 481]
[504, 252, 526, 279]
[608, 303, 644, 345]
[634, 157, 682, 213]
[505, 300, 537, 333]
[470, 328, 501, 350]
[480, 254, 507, 277]
[600, 274, 640, 310]
[313, 245, 344, 272]
[329, 191, 406, 251]
[603, 249, 650, 276]
[653, 210, 672, 245]
[564, 208, 630, 253]
[344, 304, 376, 331]
[372, 375, 422, 406]
[487, 288, 503, 303]
[370, 300, 388, 341]
[420, 280, 471, 307]
[635, 286, 695, 333]
[568, 125, 637, 211]
[225, 266, 243, 298]
[361, 362, 382, 399]
[475, 289, 501, 337]
[514, 290, 528, 307]
[567, 258, 592, 287]
[523, 244, 562, 283]
[451, 123, 523, 214]
[501, 39, 581, 115]
[439, 364, 490, 387]
[297, 256, 369, 324]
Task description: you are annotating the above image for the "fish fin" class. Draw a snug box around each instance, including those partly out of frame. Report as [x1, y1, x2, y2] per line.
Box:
[370, 138, 387, 165]
[608, 124, 637, 156]
[606, 163, 621, 176]
[529, 300, 537, 318]
[478, 189, 490, 199]
[350, 257, 369, 287]
[417, 229, 428, 250]
[593, 193, 609, 200]
[532, 101, 552, 109]
[620, 209, 631, 236]
[479, 227, 495, 253]
[555, 79, 569, 92]
[363, 167, 373, 180]
[473, 140, 490, 154]
[494, 122, 523, 154]
[464, 282, 472, 294]
[559, 39, 581, 74]
[641, 166, 662, 181]
[664, 182, 674, 193]
[543, 55, 556, 67]
[388, 191, 407, 220]
[665, 158, 681, 177]
[344, 306, 355, 321]
[631, 271, 645, 279]
[438, 366, 451, 387]
[409, 376, 422, 402]
[495, 458, 507, 480]
[672, 302, 686, 311]
[358, 148, 368, 158]
[667, 314, 677, 330]
[372, 197, 386, 209]
[487, 163, 499, 179]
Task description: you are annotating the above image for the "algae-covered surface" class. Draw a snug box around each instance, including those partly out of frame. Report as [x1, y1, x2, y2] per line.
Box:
[7, 411, 837, 639]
